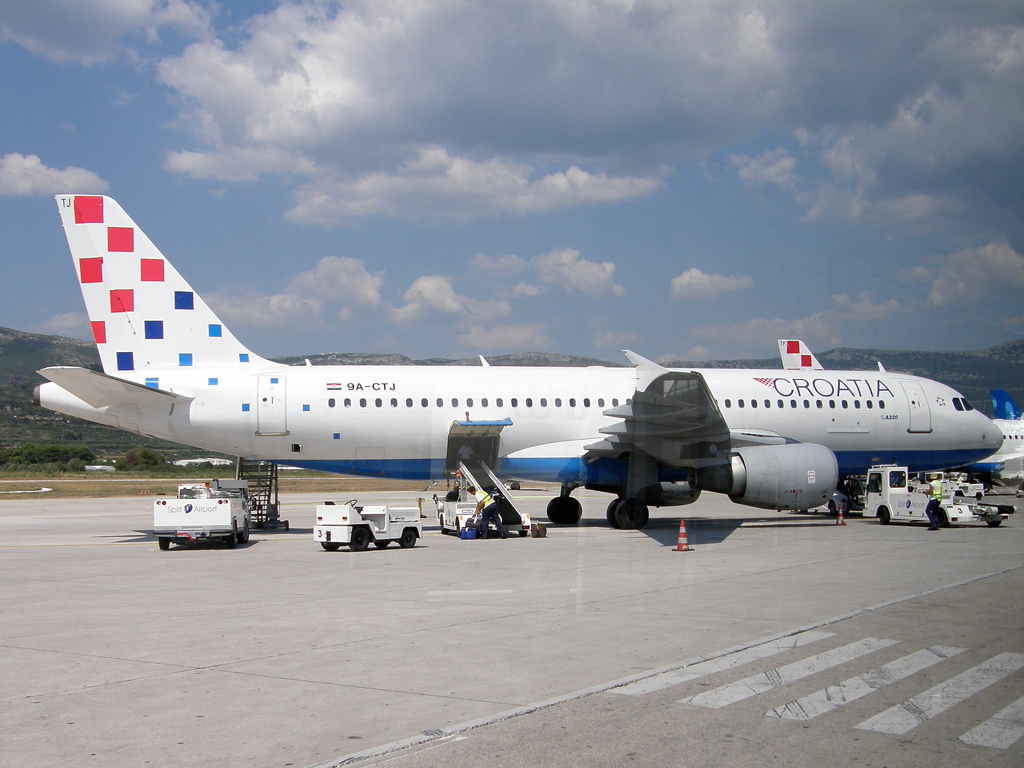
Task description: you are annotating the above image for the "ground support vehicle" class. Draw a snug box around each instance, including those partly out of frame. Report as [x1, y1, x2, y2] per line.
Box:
[433, 493, 531, 537]
[314, 501, 421, 551]
[154, 480, 252, 549]
[864, 466, 1011, 528]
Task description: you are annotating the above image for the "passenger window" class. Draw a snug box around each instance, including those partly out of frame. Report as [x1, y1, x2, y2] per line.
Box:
[738, 399, 745, 408]
[328, 398, 335, 408]
[405, 398, 411, 407]
[803, 400, 810, 408]
[816, 400, 823, 408]
[554, 398, 561, 407]
[496, 398, 503, 407]
[467, 398, 473, 407]
[725, 399, 732, 408]
[866, 400, 873, 409]
[391, 398, 398, 407]
[791, 400, 797, 408]
[879, 401, 886, 409]
[569, 398, 576, 407]
[867, 473, 882, 494]
[360, 398, 367, 407]
[598, 398, 605, 407]
[612, 399, 619, 407]
[829, 400, 835, 409]
[541, 398, 548, 407]
[376, 398, 382, 407]
[583, 398, 589, 407]
[890, 471, 907, 489]
[482, 398, 488, 407]
[511, 398, 518, 407]
[436, 398, 443, 407]
[778, 400, 784, 408]
[841, 400, 848, 409]
[345, 398, 352, 407]
[854, 400, 860, 409]
[751, 399, 757, 408]
[452, 398, 458, 407]
[764, 400, 770, 408]
[421, 398, 428, 407]
[526, 398, 533, 407]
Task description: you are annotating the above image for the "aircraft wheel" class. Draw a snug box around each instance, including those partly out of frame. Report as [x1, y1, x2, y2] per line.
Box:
[374, 541, 390, 549]
[321, 542, 341, 551]
[606, 498, 623, 529]
[158, 538, 170, 551]
[399, 529, 417, 548]
[878, 506, 891, 525]
[349, 527, 370, 551]
[987, 519, 1002, 527]
[616, 499, 649, 530]
[827, 500, 837, 515]
[547, 496, 582, 525]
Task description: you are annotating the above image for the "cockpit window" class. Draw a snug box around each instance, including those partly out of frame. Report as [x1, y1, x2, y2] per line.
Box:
[962, 398, 975, 411]
[953, 398, 964, 411]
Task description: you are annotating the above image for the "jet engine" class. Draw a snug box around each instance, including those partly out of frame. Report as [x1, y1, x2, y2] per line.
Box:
[694, 443, 838, 511]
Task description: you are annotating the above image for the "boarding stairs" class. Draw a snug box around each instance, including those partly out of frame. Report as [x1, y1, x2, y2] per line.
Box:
[235, 458, 285, 529]
[457, 458, 525, 531]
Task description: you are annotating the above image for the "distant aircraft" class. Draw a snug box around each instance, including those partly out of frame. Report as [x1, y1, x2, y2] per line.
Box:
[964, 390, 1024, 484]
[35, 195, 1003, 529]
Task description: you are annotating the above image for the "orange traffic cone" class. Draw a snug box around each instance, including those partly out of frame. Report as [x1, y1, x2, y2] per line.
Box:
[836, 506, 846, 526]
[675, 518, 692, 551]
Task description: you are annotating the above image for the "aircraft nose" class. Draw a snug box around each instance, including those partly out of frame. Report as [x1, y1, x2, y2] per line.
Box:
[979, 415, 1003, 450]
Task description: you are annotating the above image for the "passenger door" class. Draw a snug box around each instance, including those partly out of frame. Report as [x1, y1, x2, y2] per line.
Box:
[256, 375, 288, 435]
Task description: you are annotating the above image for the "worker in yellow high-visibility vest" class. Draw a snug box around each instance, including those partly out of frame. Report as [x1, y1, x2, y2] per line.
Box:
[469, 485, 507, 539]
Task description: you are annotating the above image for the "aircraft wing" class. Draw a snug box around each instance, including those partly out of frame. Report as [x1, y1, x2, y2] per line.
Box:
[585, 352, 732, 469]
[39, 366, 194, 411]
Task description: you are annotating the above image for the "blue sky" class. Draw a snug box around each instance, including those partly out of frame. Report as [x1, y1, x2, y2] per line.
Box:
[1, 1, 1022, 362]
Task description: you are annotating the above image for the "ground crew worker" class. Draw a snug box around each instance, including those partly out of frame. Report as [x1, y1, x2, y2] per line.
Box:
[469, 484, 507, 539]
[924, 473, 943, 531]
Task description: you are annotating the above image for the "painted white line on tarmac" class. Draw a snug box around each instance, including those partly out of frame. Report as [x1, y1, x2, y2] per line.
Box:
[612, 630, 836, 696]
[680, 638, 899, 709]
[959, 693, 1024, 749]
[857, 652, 1024, 735]
[305, 564, 1023, 768]
[766, 645, 966, 721]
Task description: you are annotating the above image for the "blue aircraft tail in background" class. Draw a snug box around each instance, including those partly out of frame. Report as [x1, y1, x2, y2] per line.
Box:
[991, 390, 1022, 421]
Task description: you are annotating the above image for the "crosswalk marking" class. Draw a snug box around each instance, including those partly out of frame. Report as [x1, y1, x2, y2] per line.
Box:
[679, 637, 898, 709]
[958, 694, 1024, 749]
[611, 631, 836, 696]
[765, 645, 966, 721]
[857, 652, 1024, 735]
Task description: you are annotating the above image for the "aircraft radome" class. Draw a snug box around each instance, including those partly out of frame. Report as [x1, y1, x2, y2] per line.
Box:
[35, 195, 1003, 529]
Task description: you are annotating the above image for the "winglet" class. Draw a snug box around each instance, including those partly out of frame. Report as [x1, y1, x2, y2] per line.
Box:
[479, 355, 490, 367]
[622, 350, 668, 392]
[778, 339, 824, 371]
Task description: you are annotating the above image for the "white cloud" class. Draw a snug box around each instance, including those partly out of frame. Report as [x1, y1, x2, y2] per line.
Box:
[917, 242, 1024, 307]
[0, 153, 108, 197]
[532, 247, 625, 297]
[670, 268, 753, 301]
[0, 0, 212, 65]
[510, 282, 546, 298]
[33, 312, 90, 337]
[205, 288, 323, 330]
[287, 257, 383, 309]
[457, 324, 551, 352]
[281, 149, 664, 225]
[730, 148, 798, 189]
[471, 253, 527, 274]
[593, 331, 637, 349]
[389, 275, 509, 326]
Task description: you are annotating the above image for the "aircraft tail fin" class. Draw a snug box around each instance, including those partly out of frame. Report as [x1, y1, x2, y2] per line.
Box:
[55, 195, 267, 375]
[990, 389, 1022, 421]
[777, 339, 824, 371]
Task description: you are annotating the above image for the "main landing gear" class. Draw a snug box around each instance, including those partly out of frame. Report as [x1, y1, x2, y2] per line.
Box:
[606, 497, 649, 530]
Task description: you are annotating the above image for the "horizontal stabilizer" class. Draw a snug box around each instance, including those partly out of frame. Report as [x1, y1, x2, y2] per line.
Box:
[39, 366, 194, 410]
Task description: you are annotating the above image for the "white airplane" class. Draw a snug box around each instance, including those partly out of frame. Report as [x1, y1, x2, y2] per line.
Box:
[35, 195, 1003, 529]
[966, 390, 1024, 483]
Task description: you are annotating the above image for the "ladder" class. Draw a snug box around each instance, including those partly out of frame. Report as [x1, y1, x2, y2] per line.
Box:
[235, 458, 285, 528]
[457, 458, 525, 530]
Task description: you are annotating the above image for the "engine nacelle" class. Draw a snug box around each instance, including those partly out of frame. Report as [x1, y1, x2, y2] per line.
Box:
[650, 481, 701, 507]
[694, 443, 838, 511]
